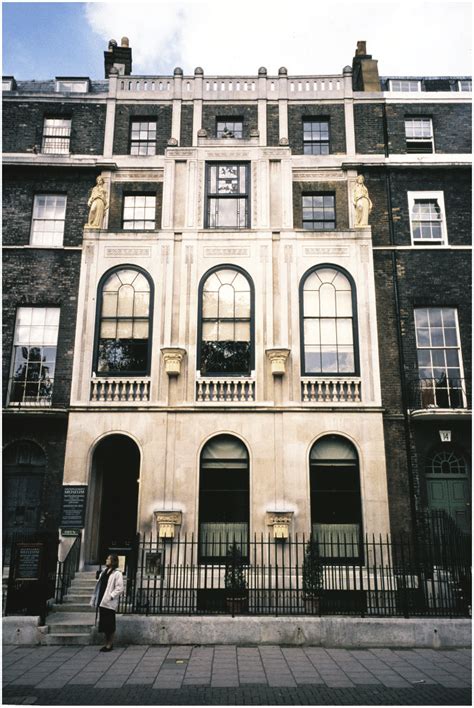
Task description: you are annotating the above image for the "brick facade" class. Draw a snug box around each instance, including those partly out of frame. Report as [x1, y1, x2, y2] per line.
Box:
[292, 180, 349, 229]
[108, 181, 163, 230]
[288, 104, 346, 154]
[112, 104, 172, 155]
[201, 104, 258, 139]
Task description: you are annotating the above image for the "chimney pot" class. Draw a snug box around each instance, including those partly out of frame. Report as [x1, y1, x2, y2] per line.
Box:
[356, 41, 367, 56]
[121, 37, 129, 47]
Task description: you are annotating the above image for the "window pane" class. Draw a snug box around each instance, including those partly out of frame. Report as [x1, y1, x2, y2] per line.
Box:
[218, 284, 235, 318]
[117, 284, 135, 317]
[320, 319, 337, 344]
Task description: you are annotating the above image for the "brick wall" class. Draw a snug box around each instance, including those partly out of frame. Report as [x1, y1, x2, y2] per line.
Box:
[3, 167, 96, 247]
[202, 104, 258, 139]
[267, 104, 280, 146]
[385, 103, 472, 154]
[288, 104, 346, 154]
[180, 104, 194, 146]
[2, 248, 81, 406]
[292, 180, 349, 229]
[3, 417, 69, 532]
[354, 104, 386, 154]
[108, 181, 163, 230]
[3, 100, 106, 154]
[113, 104, 172, 155]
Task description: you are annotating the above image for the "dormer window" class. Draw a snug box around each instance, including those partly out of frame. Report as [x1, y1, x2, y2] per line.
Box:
[2, 77, 15, 92]
[389, 80, 421, 92]
[55, 78, 89, 93]
[458, 80, 472, 92]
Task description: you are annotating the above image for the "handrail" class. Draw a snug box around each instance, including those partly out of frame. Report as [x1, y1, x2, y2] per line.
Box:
[55, 534, 81, 603]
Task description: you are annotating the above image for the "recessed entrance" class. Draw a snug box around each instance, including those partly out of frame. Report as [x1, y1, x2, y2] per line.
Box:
[86, 434, 140, 564]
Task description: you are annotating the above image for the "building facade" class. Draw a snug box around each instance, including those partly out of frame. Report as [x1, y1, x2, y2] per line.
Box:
[2, 41, 471, 575]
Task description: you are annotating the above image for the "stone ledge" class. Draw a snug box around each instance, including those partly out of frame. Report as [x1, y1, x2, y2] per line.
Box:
[113, 616, 471, 649]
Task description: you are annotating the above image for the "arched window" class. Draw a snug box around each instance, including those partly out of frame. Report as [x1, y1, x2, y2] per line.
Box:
[426, 449, 468, 476]
[309, 435, 362, 560]
[94, 267, 152, 376]
[3, 441, 45, 539]
[300, 265, 358, 376]
[198, 266, 253, 375]
[199, 435, 249, 560]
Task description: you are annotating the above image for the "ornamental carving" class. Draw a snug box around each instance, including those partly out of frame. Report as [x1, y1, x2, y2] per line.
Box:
[161, 348, 186, 376]
[154, 510, 182, 538]
[353, 175, 373, 227]
[266, 348, 290, 376]
[85, 176, 108, 229]
[266, 511, 294, 539]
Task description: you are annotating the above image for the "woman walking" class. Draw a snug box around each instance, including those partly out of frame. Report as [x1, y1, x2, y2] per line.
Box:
[90, 554, 124, 652]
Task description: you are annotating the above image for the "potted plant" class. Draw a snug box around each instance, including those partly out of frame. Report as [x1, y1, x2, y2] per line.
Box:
[224, 543, 248, 614]
[302, 537, 324, 614]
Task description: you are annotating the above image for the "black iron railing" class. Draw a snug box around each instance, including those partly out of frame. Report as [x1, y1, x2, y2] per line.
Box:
[117, 529, 471, 618]
[409, 377, 467, 410]
[55, 534, 81, 603]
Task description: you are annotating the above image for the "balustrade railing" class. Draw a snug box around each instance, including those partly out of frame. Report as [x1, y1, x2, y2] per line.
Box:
[409, 377, 467, 411]
[90, 377, 151, 403]
[196, 378, 255, 403]
[301, 378, 361, 403]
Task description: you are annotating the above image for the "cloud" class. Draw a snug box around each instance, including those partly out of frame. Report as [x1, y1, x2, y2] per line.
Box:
[85, 0, 472, 76]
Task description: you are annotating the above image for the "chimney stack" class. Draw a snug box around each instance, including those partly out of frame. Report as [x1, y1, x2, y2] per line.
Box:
[351, 41, 380, 92]
[104, 37, 132, 78]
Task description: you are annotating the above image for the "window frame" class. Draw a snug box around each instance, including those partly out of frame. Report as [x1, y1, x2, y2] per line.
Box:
[8, 306, 60, 407]
[197, 264, 255, 377]
[404, 116, 434, 153]
[299, 264, 360, 377]
[30, 193, 67, 247]
[216, 118, 244, 139]
[55, 79, 89, 93]
[302, 118, 330, 155]
[302, 193, 336, 231]
[408, 191, 447, 246]
[92, 265, 154, 377]
[41, 116, 72, 155]
[122, 193, 157, 230]
[309, 434, 364, 564]
[198, 434, 250, 563]
[388, 79, 421, 92]
[129, 118, 158, 155]
[458, 80, 472, 92]
[204, 162, 251, 229]
[414, 306, 466, 408]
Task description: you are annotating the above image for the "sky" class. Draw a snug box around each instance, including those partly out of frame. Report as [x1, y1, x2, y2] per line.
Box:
[2, 0, 472, 80]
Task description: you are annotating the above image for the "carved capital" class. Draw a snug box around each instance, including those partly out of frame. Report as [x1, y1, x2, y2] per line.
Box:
[266, 348, 290, 376]
[161, 347, 186, 376]
[266, 511, 294, 539]
[279, 137, 289, 146]
[167, 137, 179, 146]
[154, 510, 183, 539]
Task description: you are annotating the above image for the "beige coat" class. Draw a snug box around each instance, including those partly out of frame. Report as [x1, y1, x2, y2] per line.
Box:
[90, 569, 124, 611]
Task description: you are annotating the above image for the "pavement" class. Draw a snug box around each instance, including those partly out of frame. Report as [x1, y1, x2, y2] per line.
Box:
[2, 644, 471, 705]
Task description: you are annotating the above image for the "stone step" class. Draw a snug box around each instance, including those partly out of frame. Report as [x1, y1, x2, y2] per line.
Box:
[45, 622, 95, 634]
[51, 603, 95, 613]
[64, 593, 94, 602]
[43, 632, 92, 646]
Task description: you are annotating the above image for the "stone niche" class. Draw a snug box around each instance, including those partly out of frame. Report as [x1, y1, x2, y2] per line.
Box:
[154, 511, 183, 539]
[266, 511, 294, 540]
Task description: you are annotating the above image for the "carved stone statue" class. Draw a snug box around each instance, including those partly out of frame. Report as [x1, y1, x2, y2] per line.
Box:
[353, 175, 372, 227]
[86, 176, 108, 229]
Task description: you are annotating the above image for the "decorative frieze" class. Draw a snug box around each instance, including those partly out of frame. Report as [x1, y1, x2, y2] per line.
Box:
[303, 246, 350, 257]
[154, 511, 182, 539]
[105, 247, 151, 258]
[203, 247, 250, 257]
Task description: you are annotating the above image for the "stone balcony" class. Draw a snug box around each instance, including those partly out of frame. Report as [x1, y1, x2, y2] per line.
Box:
[196, 378, 255, 403]
[90, 377, 151, 403]
[301, 378, 361, 404]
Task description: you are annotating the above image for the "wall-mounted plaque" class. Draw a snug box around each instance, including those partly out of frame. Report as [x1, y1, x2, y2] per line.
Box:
[14, 543, 43, 581]
[61, 486, 88, 529]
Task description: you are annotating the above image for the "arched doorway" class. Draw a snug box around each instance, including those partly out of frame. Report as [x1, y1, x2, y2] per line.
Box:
[309, 434, 362, 560]
[3, 441, 45, 538]
[199, 434, 249, 561]
[425, 447, 471, 533]
[86, 435, 140, 564]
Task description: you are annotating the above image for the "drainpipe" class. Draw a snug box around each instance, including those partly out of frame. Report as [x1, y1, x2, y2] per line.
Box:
[382, 104, 418, 537]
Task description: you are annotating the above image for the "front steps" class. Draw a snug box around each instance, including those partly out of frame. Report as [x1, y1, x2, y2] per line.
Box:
[44, 571, 98, 645]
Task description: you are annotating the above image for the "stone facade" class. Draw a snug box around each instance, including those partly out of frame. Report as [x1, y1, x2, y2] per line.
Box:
[2, 42, 471, 574]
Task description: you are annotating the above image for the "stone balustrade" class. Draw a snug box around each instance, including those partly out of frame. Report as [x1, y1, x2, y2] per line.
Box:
[196, 378, 255, 403]
[301, 378, 361, 403]
[90, 377, 151, 403]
